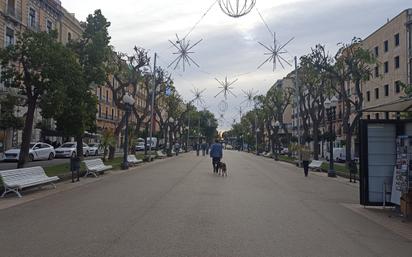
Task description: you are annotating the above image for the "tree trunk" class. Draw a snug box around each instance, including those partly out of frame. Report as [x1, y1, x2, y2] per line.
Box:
[346, 122, 352, 167]
[76, 135, 84, 159]
[312, 124, 319, 160]
[17, 99, 36, 168]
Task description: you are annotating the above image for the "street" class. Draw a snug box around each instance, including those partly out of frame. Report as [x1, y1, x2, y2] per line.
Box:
[0, 151, 411, 257]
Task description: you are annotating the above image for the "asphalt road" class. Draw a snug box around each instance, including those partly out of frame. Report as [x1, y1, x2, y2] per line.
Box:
[0, 151, 411, 257]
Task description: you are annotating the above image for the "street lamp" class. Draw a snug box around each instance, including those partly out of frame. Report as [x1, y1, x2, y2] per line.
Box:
[121, 92, 135, 170]
[272, 120, 280, 160]
[324, 96, 338, 177]
[168, 117, 174, 156]
[256, 127, 260, 155]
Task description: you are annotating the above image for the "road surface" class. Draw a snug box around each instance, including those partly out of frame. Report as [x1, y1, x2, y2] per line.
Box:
[0, 151, 411, 257]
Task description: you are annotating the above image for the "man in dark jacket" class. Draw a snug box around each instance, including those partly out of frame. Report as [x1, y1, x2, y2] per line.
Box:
[210, 139, 223, 173]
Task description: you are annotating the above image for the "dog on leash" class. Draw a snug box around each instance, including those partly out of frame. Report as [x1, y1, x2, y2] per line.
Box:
[218, 162, 227, 176]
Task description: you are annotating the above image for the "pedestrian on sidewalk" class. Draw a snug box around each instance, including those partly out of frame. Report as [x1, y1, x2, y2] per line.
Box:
[174, 141, 180, 156]
[300, 145, 311, 177]
[210, 139, 223, 173]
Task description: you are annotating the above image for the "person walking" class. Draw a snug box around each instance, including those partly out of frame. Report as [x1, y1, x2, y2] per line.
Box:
[174, 141, 180, 156]
[210, 139, 223, 173]
[300, 145, 311, 177]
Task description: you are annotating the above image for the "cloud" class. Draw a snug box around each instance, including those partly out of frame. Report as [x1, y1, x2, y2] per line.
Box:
[61, 0, 411, 130]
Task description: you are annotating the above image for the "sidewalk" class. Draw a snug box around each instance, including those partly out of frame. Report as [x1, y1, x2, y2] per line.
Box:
[274, 158, 412, 242]
[0, 155, 174, 210]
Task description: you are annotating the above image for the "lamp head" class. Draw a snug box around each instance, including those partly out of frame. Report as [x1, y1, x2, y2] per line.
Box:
[324, 98, 331, 109]
[330, 96, 338, 107]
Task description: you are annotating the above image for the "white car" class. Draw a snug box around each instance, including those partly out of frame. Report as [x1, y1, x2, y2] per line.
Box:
[88, 143, 103, 156]
[55, 142, 90, 158]
[4, 143, 55, 162]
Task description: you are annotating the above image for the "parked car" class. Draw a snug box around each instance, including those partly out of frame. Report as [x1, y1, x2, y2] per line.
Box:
[55, 142, 90, 158]
[325, 147, 349, 162]
[280, 147, 289, 155]
[135, 142, 145, 151]
[4, 142, 55, 162]
[88, 143, 103, 156]
[146, 137, 158, 150]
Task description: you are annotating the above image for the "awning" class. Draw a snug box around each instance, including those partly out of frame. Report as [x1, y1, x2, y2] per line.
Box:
[362, 97, 412, 112]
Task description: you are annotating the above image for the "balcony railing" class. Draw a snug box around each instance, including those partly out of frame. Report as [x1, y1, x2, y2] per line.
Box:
[6, 7, 21, 22]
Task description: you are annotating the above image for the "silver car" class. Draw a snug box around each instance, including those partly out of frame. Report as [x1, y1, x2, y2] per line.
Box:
[55, 142, 90, 158]
[88, 143, 103, 156]
[4, 143, 56, 162]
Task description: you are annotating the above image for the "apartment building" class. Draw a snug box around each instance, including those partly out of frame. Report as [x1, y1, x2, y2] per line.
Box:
[0, 0, 83, 150]
[362, 9, 412, 119]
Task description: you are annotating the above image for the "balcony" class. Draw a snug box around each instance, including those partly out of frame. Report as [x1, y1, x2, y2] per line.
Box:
[5, 7, 21, 23]
[28, 22, 40, 32]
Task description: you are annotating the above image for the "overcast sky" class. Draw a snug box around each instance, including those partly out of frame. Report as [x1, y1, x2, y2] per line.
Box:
[61, 0, 410, 130]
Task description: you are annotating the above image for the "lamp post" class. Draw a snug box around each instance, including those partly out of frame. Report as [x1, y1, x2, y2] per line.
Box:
[272, 120, 280, 160]
[168, 117, 174, 156]
[121, 93, 135, 170]
[256, 127, 260, 155]
[324, 96, 338, 177]
[197, 113, 201, 156]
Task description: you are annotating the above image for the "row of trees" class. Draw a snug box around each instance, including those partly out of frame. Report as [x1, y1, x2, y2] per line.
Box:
[226, 38, 378, 167]
[0, 9, 218, 168]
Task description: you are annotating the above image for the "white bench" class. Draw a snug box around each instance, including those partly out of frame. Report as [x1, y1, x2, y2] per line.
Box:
[156, 150, 166, 158]
[83, 159, 112, 177]
[309, 160, 323, 172]
[264, 152, 272, 158]
[0, 166, 59, 198]
[127, 155, 143, 166]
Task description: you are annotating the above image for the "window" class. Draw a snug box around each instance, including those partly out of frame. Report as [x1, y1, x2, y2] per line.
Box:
[395, 81, 401, 93]
[99, 87, 102, 100]
[106, 90, 109, 103]
[374, 46, 379, 57]
[375, 113, 380, 120]
[111, 109, 114, 120]
[67, 32, 72, 41]
[367, 115, 371, 120]
[394, 56, 400, 69]
[384, 40, 389, 52]
[385, 112, 389, 120]
[7, 0, 15, 15]
[374, 66, 379, 77]
[105, 107, 108, 119]
[46, 20, 53, 33]
[29, 8, 36, 28]
[384, 84, 389, 96]
[5, 27, 14, 47]
[98, 104, 101, 117]
[366, 91, 370, 101]
[394, 33, 400, 46]
[375, 88, 379, 99]
[384, 61, 388, 73]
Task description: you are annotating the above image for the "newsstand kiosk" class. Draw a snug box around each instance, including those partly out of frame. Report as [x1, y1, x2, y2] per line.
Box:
[359, 119, 412, 216]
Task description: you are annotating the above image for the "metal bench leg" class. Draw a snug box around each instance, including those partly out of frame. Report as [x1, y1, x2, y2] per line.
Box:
[1, 187, 22, 198]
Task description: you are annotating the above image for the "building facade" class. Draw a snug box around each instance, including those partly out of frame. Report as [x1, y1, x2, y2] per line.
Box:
[0, 0, 83, 152]
[362, 9, 412, 119]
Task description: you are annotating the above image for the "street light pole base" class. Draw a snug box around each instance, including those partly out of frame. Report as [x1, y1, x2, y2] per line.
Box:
[121, 162, 129, 170]
[328, 170, 336, 177]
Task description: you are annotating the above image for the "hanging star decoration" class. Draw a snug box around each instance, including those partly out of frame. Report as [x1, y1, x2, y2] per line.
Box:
[168, 34, 203, 72]
[218, 100, 229, 113]
[215, 77, 238, 99]
[258, 32, 294, 71]
[241, 89, 258, 107]
[218, 113, 227, 126]
[190, 87, 206, 106]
